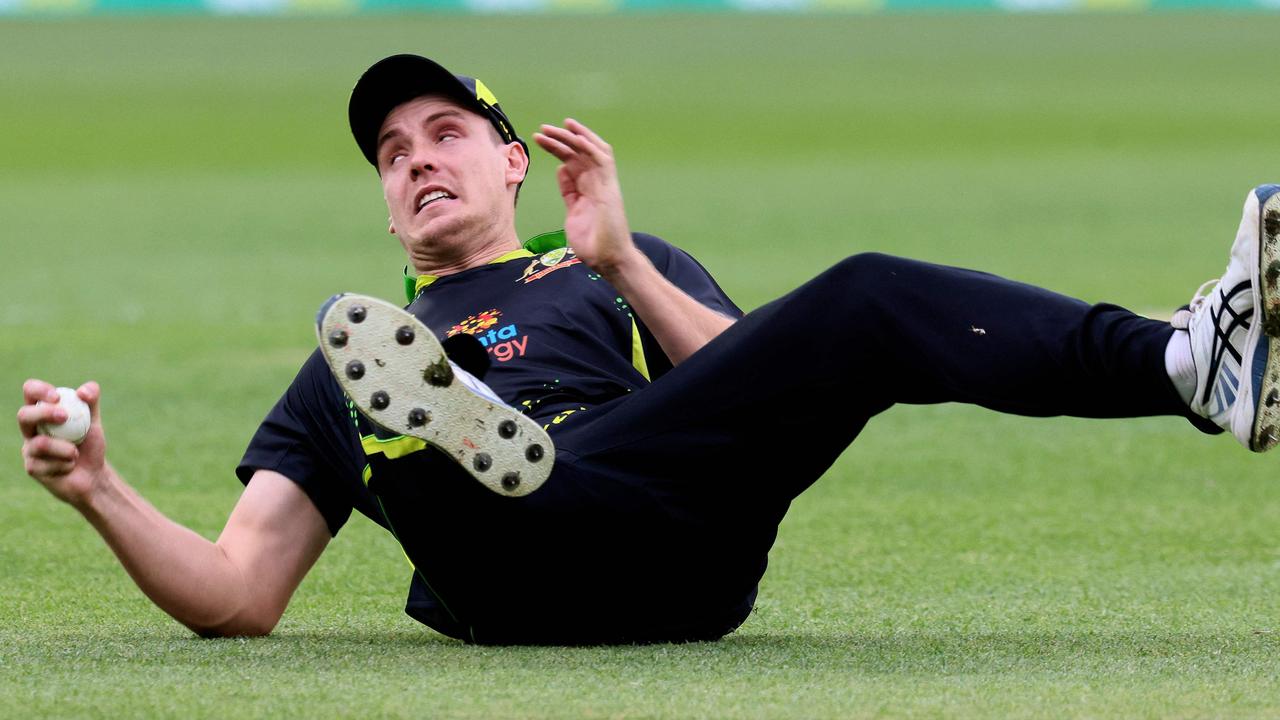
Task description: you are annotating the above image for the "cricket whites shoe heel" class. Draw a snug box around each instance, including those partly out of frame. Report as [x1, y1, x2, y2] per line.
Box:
[316, 293, 553, 496]
[1175, 185, 1280, 451]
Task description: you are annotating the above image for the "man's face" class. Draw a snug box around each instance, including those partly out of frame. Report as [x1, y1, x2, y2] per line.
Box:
[376, 94, 526, 251]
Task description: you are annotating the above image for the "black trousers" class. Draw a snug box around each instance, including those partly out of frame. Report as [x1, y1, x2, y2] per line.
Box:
[375, 253, 1209, 645]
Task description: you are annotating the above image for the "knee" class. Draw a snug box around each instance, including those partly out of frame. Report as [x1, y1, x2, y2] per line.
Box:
[816, 252, 912, 300]
[767, 253, 908, 351]
[832, 252, 906, 277]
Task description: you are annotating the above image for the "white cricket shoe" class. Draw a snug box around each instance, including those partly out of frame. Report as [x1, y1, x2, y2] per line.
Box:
[1173, 185, 1280, 451]
[316, 293, 553, 496]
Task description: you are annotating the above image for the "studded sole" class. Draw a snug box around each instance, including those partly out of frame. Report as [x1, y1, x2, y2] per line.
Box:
[1251, 190, 1280, 451]
[316, 293, 553, 496]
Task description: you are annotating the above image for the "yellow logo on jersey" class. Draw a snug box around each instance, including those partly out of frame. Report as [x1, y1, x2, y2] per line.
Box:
[519, 247, 582, 284]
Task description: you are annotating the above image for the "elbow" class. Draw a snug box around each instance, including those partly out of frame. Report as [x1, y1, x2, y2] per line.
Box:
[190, 620, 276, 639]
[186, 609, 280, 639]
[194, 627, 273, 639]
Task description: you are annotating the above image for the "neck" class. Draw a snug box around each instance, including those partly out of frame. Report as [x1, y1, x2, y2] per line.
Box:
[406, 219, 521, 277]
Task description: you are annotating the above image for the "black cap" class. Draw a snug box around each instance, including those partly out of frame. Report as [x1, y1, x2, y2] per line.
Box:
[348, 54, 527, 169]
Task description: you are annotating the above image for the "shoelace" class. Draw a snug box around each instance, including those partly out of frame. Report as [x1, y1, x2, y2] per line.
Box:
[1171, 278, 1219, 330]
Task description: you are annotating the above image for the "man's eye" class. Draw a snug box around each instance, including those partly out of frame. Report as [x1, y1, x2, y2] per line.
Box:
[438, 132, 457, 143]
[390, 153, 406, 164]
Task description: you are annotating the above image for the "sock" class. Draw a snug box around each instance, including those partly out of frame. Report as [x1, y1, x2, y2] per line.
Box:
[1164, 329, 1196, 404]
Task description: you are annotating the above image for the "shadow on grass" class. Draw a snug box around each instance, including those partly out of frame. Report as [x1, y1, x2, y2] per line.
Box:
[46, 626, 1261, 676]
[10, 625, 1276, 678]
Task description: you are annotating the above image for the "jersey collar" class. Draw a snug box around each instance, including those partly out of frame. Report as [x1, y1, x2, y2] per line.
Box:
[402, 230, 569, 302]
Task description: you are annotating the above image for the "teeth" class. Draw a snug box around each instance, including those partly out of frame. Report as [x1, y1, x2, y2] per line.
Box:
[418, 190, 451, 209]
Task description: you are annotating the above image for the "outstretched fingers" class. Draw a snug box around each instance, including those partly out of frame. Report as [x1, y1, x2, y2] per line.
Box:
[555, 164, 579, 201]
[535, 121, 611, 165]
[533, 129, 577, 163]
[564, 118, 611, 155]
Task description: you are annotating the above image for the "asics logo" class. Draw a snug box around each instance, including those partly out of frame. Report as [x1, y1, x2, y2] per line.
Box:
[1201, 280, 1253, 412]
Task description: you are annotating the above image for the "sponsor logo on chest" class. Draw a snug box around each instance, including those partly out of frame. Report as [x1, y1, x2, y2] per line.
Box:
[447, 308, 529, 363]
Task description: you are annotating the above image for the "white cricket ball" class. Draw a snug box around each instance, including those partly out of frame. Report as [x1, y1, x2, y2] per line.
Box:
[37, 387, 91, 445]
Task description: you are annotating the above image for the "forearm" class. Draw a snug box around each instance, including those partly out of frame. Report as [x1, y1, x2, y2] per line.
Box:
[601, 249, 736, 365]
[74, 464, 259, 637]
[531, 119, 736, 363]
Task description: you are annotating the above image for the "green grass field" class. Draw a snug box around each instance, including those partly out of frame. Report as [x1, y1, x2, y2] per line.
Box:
[3, 13, 1280, 718]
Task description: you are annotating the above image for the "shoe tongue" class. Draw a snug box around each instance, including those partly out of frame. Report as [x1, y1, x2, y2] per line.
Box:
[441, 333, 492, 380]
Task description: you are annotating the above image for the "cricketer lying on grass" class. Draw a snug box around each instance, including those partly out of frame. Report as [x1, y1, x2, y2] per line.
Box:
[18, 53, 1280, 644]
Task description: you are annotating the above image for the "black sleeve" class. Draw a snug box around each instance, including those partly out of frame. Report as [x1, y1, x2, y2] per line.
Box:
[236, 350, 364, 536]
[632, 232, 744, 319]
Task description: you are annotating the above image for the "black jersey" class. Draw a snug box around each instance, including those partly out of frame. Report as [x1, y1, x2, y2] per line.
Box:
[406, 231, 740, 425]
[236, 230, 741, 544]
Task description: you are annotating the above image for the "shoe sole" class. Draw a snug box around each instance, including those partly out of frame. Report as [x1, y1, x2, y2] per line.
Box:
[1250, 185, 1280, 451]
[316, 293, 553, 496]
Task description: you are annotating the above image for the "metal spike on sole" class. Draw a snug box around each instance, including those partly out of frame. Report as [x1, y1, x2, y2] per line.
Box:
[316, 293, 553, 496]
[1251, 190, 1280, 452]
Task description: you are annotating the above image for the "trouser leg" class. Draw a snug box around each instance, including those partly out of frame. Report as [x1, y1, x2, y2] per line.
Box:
[555, 252, 1201, 507]
[381, 253, 1204, 643]
[495, 252, 1204, 642]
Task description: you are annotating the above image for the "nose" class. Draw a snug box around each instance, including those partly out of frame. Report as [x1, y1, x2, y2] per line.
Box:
[408, 146, 435, 180]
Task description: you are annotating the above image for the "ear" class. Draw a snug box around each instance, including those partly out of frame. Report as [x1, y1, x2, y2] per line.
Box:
[504, 142, 530, 189]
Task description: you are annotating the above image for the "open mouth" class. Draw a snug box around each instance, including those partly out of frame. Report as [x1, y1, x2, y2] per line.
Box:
[416, 188, 456, 214]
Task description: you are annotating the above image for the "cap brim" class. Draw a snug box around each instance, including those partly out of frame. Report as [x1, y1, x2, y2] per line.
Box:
[348, 54, 485, 167]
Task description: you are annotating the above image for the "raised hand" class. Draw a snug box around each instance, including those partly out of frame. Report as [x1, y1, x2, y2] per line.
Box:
[17, 379, 108, 507]
[532, 119, 639, 275]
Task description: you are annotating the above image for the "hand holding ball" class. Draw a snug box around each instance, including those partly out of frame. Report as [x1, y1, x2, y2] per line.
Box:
[36, 387, 91, 445]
